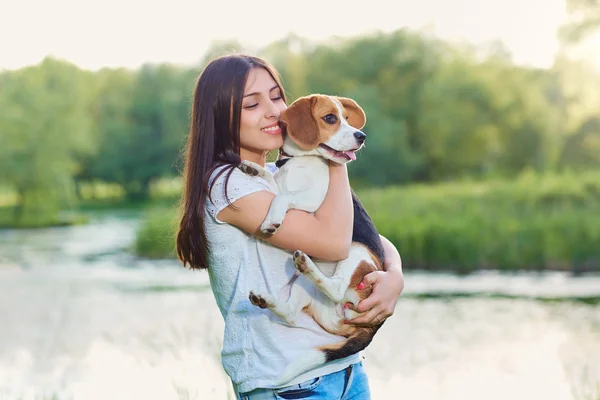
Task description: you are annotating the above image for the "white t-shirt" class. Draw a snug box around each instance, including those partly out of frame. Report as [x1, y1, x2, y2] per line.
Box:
[205, 162, 360, 393]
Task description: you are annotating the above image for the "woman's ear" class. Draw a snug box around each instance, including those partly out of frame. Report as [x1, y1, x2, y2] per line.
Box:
[335, 97, 366, 130]
[280, 96, 320, 150]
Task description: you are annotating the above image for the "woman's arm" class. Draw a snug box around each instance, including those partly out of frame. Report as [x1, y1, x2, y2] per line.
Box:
[346, 234, 404, 326]
[218, 163, 353, 261]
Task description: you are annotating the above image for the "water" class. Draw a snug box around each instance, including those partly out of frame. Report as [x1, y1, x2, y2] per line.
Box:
[0, 212, 599, 400]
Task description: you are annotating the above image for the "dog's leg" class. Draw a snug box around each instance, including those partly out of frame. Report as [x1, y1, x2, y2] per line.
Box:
[238, 160, 278, 190]
[293, 251, 347, 302]
[248, 290, 302, 326]
[260, 193, 295, 234]
[238, 160, 263, 176]
[293, 247, 376, 304]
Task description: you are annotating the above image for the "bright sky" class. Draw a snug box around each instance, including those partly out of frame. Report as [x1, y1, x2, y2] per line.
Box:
[0, 0, 571, 71]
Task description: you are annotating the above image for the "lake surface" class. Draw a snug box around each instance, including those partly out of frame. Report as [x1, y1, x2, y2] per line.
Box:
[0, 211, 599, 400]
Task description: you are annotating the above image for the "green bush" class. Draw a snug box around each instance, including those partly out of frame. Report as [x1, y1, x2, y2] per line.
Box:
[134, 206, 179, 259]
[364, 170, 600, 273]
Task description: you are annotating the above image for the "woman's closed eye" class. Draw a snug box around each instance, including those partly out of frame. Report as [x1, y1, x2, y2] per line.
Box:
[244, 96, 282, 110]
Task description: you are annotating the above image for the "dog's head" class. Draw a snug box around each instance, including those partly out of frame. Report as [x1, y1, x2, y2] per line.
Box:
[279, 94, 367, 164]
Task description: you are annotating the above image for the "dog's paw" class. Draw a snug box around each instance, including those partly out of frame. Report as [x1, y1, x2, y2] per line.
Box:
[249, 291, 272, 309]
[238, 161, 263, 177]
[260, 220, 281, 235]
[293, 250, 310, 274]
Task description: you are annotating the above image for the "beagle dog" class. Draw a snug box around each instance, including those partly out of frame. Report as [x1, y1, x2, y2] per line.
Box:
[239, 94, 385, 385]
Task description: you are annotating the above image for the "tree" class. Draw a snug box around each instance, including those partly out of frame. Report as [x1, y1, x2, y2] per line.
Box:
[78, 67, 136, 197]
[0, 57, 94, 224]
[260, 34, 312, 101]
[300, 30, 442, 184]
[88, 64, 193, 200]
[549, 55, 600, 171]
[560, 0, 600, 43]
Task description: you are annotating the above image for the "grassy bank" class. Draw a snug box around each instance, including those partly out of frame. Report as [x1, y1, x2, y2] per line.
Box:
[134, 170, 600, 273]
[365, 170, 600, 273]
[0, 179, 178, 229]
[0, 206, 89, 229]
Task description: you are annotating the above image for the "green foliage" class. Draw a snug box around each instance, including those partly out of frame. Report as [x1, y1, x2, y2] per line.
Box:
[560, 0, 600, 43]
[264, 30, 593, 185]
[1, 29, 600, 231]
[134, 206, 180, 259]
[299, 31, 440, 184]
[365, 170, 600, 273]
[0, 58, 94, 224]
[0, 205, 88, 228]
[84, 65, 195, 201]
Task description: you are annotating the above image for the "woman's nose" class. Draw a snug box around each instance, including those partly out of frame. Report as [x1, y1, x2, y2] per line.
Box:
[265, 100, 280, 119]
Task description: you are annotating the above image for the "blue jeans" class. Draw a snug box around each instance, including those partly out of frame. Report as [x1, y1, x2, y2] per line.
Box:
[237, 361, 370, 400]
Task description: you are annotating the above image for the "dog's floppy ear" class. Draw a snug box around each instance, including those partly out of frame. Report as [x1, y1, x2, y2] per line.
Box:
[336, 97, 366, 130]
[280, 96, 320, 150]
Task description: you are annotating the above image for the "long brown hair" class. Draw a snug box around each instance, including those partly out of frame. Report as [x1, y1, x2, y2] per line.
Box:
[176, 54, 286, 270]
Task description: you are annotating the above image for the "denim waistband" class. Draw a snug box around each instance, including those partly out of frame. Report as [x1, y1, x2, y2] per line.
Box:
[237, 361, 366, 400]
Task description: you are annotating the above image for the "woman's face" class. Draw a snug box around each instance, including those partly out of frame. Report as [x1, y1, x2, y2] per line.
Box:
[239, 67, 287, 164]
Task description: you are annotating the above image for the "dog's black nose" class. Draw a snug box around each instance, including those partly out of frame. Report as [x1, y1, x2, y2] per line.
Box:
[354, 131, 366, 144]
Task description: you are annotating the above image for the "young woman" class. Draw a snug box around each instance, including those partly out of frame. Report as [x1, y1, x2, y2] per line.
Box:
[176, 54, 404, 399]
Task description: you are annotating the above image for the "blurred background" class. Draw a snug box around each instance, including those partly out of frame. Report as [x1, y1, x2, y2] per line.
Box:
[1, 0, 600, 399]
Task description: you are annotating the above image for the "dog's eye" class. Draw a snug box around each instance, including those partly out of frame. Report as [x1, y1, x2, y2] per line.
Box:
[322, 114, 338, 124]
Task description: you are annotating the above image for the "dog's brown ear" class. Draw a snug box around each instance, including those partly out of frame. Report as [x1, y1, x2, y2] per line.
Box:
[280, 96, 320, 150]
[336, 97, 366, 130]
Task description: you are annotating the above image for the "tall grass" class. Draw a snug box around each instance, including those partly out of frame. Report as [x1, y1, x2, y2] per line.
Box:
[365, 170, 600, 272]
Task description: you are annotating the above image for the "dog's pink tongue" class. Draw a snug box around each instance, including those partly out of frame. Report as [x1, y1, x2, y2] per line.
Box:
[344, 151, 357, 161]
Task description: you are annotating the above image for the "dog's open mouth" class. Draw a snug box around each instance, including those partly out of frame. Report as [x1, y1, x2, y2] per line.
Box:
[319, 144, 358, 161]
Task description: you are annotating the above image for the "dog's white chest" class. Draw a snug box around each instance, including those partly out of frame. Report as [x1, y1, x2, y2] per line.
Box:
[274, 156, 329, 212]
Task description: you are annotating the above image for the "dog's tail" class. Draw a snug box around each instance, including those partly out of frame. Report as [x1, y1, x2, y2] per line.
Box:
[275, 328, 378, 386]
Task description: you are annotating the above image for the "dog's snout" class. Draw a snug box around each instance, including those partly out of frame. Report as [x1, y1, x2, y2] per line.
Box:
[354, 131, 366, 144]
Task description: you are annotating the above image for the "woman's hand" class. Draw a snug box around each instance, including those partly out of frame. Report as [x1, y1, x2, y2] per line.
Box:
[346, 235, 404, 327]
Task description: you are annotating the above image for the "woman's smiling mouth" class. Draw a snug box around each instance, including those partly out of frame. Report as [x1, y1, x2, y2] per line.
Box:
[261, 123, 281, 135]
